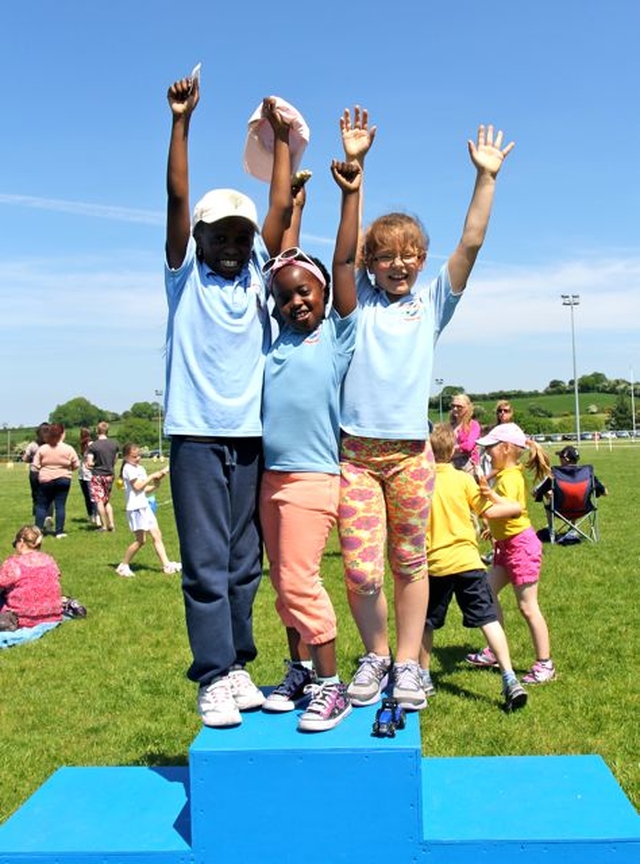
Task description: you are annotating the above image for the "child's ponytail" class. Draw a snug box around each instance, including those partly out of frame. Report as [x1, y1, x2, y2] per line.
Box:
[524, 439, 552, 484]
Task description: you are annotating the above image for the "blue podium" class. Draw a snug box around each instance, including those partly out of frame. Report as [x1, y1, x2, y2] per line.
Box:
[1, 702, 638, 863]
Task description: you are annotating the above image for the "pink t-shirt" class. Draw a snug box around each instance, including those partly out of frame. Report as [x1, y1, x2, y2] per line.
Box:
[453, 419, 481, 467]
[34, 443, 80, 482]
[0, 551, 63, 627]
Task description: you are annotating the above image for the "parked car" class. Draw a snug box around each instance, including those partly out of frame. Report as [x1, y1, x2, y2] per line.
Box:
[615, 430, 630, 438]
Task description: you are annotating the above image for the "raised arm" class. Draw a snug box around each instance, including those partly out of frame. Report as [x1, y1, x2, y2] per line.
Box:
[166, 75, 200, 269]
[260, 97, 293, 256]
[331, 160, 362, 317]
[340, 106, 376, 255]
[280, 171, 311, 250]
[447, 124, 514, 294]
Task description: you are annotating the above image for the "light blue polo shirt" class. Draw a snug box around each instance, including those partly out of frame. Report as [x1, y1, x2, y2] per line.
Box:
[340, 265, 459, 440]
[163, 236, 271, 437]
[262, 308, 357, 473]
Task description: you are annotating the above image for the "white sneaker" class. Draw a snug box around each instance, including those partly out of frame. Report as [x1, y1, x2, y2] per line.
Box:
[228, 668, 265, 710]
[115, 563, 134, 578]
[392, 660, 427, 710]
[197, 677, 241, 727]
[163, 562, 182, 574]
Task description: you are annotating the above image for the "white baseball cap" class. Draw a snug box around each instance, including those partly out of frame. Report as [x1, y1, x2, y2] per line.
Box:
[192, 188, 259, 231]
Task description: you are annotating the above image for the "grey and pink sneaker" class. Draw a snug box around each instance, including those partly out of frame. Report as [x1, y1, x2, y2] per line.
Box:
[298, 682, 352, 732]
[522, 660, 556, 685]
[465, 646, 499, 668]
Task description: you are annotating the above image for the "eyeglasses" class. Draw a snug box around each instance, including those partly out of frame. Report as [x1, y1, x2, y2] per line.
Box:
[262, 246, 317, 275]
[451, 405, 465, 410]
[497, 408, 512, 415]
[372, 252, 420, 267]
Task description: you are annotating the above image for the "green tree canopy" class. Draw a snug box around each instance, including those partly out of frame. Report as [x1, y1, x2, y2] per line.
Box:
[544, 380, 567, 394]
[126, 401, 159, 421]
[49, 397, 104, 428]
[607, 392, 633, 430]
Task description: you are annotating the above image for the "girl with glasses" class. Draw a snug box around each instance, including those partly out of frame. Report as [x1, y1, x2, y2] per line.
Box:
[337, 110, 515, 712]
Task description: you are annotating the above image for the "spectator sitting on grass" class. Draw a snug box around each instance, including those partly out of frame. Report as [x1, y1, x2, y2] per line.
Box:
[0, 526, 62, 630]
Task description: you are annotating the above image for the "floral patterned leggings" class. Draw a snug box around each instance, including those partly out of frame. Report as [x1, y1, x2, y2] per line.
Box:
[339, 435, 436, 595]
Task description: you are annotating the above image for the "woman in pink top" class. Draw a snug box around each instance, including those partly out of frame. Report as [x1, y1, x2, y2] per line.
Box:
[449, 393, 481, 472]
[33, 423, 80, 538]
[0, 525, 63, 627]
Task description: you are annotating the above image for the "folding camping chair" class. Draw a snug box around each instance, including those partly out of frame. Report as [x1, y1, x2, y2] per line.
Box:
[548, 464, 599, 544]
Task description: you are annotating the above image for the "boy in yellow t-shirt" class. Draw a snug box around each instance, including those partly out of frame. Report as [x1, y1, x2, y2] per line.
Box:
[420, 423, 527, 712]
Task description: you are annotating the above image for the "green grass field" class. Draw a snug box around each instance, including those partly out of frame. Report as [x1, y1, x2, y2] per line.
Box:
[0, 444, 638, 822]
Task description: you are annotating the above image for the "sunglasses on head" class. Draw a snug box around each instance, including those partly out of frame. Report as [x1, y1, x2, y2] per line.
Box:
[262, 247, 317, 275]
[262, 246, 327, 289]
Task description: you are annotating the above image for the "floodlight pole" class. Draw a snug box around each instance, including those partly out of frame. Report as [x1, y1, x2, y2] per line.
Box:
[561, 294, 581, 441]
[155, 389, 164, 459]
[435, 379, 444, 423]
[631, 368, 637, 440]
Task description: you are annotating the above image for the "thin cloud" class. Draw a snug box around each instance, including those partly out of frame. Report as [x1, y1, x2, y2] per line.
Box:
[0, 194, 163, 226]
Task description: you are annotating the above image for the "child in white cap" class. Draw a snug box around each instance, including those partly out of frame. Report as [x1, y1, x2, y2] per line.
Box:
[164, 70, 293, 727]
[466, 423, 556, 685]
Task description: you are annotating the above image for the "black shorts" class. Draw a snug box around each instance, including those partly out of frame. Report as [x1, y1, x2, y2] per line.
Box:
[426, 569, 498, 630]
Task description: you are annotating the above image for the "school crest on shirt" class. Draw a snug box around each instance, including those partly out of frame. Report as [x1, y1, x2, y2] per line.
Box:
[397, 297, 423, 322]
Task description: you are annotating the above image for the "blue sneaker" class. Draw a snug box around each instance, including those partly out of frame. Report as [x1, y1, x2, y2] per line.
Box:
[263, 661, 315, 713]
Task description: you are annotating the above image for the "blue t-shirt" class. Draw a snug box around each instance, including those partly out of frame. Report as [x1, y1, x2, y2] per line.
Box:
[340, 265, 459, 440]
[262, 308, 357, 474]
[163, 236, 272, 437]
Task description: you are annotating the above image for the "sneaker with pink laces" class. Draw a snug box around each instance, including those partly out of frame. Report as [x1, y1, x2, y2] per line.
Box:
[228, 668, 265, 710]
[465, 646, 499, 668]
[522, 660, 556, 684]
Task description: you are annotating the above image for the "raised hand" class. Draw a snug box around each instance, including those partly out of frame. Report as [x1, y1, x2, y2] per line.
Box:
[262, 96, 291, 139]
[340, 105, 376, 163]
[330, 159, 362, 194]
[291, 170, 312, 210]
[167, 75, 199, 117]
[468, 124, 515, 177]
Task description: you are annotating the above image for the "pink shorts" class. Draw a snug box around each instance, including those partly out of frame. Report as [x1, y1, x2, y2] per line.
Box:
[494, 527, 542, 586]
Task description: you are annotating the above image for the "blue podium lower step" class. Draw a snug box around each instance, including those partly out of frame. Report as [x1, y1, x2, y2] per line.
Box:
[422, 754, 640, 863]
[0, 765, 191, 864]
[0, 702, 638, 863]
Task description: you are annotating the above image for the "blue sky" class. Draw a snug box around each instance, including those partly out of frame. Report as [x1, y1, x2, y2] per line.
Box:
[1, 0, 639, 427]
